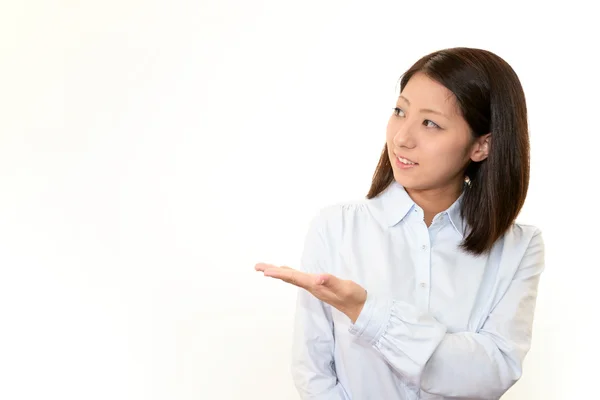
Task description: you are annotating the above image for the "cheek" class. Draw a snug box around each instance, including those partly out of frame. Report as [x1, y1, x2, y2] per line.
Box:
[386, 122, 402, 152]
[385, 121, 394, 142]
[423, 138, 469, 165]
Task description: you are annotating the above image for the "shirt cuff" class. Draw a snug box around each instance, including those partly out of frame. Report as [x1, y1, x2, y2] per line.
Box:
[348, 291, 393, 345]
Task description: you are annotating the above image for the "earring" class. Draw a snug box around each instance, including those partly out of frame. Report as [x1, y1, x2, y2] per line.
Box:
[464, 175, 472, 188]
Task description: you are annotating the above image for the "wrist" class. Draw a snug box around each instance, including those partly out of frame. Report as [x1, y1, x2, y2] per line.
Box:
[347, 292, 367, 323]
[349, 303, 364, 324]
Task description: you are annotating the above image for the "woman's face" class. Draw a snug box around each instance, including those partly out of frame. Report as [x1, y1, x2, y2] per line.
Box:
[386, 72, 489, 193]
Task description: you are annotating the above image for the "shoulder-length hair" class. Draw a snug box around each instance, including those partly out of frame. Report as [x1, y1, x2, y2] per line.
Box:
[367, 47, 530, 256]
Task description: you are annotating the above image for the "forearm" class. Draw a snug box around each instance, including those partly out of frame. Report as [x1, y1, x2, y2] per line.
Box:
[420, 331, 522, 398]
[349, 296, 523, 399]
[292, 287, 347, 399]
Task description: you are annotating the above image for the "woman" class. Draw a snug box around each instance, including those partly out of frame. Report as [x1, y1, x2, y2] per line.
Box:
[255, 47, 544, 400]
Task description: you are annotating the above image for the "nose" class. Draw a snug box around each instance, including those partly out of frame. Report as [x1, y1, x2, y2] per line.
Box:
[392, 120, 416, 149]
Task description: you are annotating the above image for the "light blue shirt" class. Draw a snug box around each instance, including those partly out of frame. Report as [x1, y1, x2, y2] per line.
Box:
[292, 180, 545, 400]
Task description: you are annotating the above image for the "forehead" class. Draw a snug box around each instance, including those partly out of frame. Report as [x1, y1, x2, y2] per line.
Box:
[400, 72, 459, 114]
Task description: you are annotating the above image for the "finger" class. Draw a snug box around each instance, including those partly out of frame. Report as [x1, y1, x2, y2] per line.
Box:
[263, 267, 313, 289]
[279, 266, 309, 286]
[255, 263, 294, 272]
[254, 262, 277, 272]
[279, 266, 323, 283]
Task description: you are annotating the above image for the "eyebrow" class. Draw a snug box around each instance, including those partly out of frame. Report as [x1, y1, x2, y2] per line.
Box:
[398, 95, 448, 118]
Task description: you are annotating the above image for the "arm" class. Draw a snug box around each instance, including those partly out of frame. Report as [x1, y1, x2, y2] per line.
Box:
[291, 212, 348, 400]
[349, 229, 545, 399]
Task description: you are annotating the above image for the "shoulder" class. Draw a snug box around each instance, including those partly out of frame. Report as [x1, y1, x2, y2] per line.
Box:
[498, 221, 545, 271]
[306, 199, 371, 241]
[314, 199, 368, 220]
[504, 221, 543, 246]
[299, 199, 370, 273]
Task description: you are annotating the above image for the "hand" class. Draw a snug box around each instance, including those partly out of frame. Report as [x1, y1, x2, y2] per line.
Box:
[255, 263, 367, 324]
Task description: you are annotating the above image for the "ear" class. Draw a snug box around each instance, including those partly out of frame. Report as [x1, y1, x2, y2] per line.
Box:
[470, 133, 491, 162]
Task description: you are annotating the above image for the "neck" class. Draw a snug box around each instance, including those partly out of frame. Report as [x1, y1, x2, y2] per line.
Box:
[406, 182, 463, 226]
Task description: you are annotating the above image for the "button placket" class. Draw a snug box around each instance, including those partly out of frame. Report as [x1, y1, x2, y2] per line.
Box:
[413, 217, 432, 311]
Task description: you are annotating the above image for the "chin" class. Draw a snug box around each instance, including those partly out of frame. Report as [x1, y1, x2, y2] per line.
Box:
[392, 173, 416, 189]
[392, 172, 429, 191]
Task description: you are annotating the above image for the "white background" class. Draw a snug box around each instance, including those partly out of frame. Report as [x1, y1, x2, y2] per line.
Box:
[1, 1, 598, 399]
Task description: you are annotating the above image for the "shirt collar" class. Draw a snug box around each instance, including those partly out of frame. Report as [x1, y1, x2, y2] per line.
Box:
[374, 180, 466, 237]
[376, 180, 415, 227]
[446, 191, 466, 237]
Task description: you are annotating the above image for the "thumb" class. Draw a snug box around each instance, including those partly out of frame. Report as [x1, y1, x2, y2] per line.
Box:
[318, 274, 342, 289]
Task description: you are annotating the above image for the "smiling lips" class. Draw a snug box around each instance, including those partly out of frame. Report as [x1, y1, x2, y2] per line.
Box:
[395, 154, 418, 169]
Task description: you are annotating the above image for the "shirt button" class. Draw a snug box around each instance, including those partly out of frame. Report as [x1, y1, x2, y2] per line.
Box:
[421, 245, 427, 250]
[420, 282, 427, 288]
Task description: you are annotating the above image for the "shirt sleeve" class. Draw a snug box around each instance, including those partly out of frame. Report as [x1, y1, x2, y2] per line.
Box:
[348, 228, 545, 399]
[291, 209, 349, 400]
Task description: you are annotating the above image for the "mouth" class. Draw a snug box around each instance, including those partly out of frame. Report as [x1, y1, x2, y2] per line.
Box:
[395, 154, 418, 168]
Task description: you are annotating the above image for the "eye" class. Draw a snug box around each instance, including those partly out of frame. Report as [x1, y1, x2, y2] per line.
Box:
[423, 119, 440, 129]
[393, 107, 405, 117]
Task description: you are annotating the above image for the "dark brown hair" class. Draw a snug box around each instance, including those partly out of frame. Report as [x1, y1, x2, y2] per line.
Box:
[367, 47, 530, 256]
